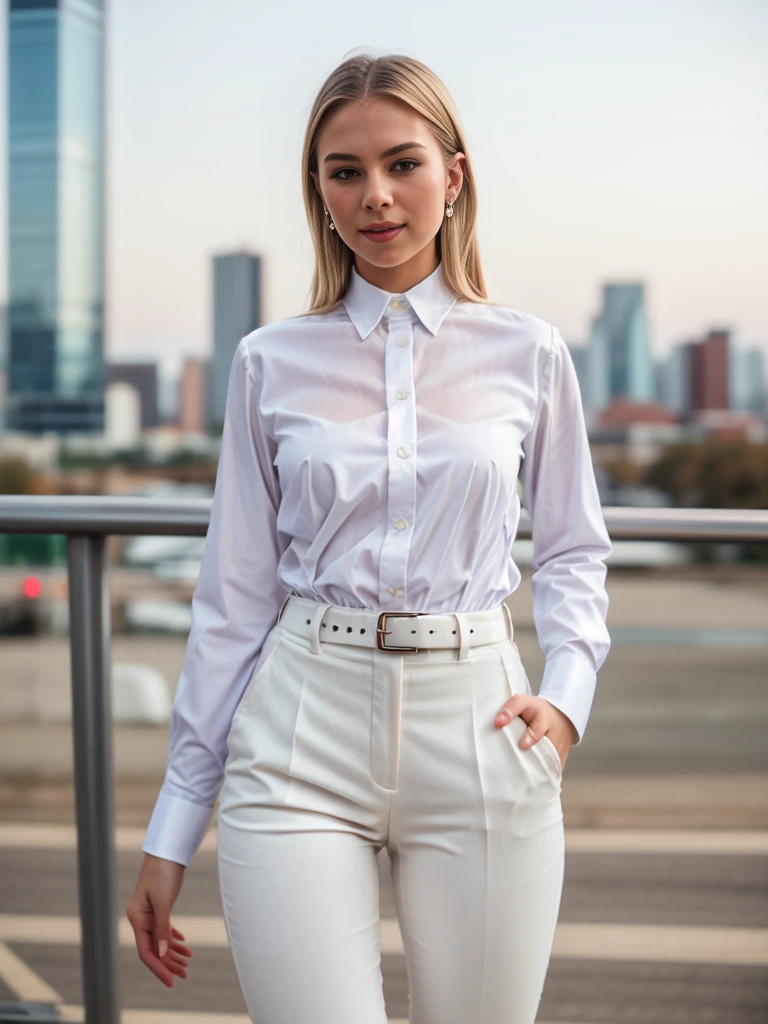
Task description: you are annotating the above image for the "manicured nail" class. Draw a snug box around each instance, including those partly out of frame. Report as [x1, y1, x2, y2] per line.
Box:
[159, 939, 168, 957]
[496, 711, 509, 725]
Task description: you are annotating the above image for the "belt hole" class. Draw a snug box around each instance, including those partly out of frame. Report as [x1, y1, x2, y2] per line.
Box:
[306, 618, 310, 624]
[322, 623, 327, 627]
[346, 626, 353, 632]
[452, 630, 456, 634]
[360, 628, 366, 633]
[332, 625, 339, 631]
[429, 629, 434, 633]
[470, 629, 474, 633]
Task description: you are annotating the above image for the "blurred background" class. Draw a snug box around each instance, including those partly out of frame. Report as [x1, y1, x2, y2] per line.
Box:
[0, 1, 766, 1022]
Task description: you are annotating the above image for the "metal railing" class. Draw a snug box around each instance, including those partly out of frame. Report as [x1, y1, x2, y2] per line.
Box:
[0, 495, 767, 1024]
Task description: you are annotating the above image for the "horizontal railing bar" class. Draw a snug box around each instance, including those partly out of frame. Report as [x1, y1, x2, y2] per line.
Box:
[0, 495, 766, 542]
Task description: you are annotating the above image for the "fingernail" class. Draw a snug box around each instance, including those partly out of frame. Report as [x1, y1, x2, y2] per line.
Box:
[159, 939, 168, 957]
[496, 711, 509, 725]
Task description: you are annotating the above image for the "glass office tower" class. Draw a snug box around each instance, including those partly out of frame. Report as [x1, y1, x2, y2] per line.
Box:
[588, 282, 654, 410]
[208, 252, 262, 431]
[6, 0, 105, 434]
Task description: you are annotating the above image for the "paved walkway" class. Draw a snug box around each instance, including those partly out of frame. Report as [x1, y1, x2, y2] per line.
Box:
[0, 824, 766, 1022]
[0, 567, 766, 1020]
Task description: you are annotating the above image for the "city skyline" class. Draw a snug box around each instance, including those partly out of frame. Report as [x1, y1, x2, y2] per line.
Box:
[0, 0, 766, 378]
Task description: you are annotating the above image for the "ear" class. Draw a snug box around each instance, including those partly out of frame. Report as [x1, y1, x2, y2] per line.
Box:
[448, 152, 465, 197]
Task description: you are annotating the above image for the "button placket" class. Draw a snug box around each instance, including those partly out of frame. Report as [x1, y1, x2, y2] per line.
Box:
[379, 307, 417, 606]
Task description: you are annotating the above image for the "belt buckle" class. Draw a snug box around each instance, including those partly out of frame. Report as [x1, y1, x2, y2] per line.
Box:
[376, 611, 426, 653]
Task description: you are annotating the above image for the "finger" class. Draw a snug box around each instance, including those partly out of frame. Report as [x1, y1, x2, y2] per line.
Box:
[171, 939, 193, 957]
[495, 693, 529, 727]
[518, 714, 546, 750]
[134, 925, 176, 987]
[165, 951, 189, 980]
[171, 926, 186, 940]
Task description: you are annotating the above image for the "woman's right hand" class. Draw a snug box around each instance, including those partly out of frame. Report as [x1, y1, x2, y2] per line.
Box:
[126, 853, 193, 987]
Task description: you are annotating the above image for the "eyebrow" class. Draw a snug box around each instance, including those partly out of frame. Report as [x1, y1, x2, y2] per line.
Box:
[322, 141, 427, 164]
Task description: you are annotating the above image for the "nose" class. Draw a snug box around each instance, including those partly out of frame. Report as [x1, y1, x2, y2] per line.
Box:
[362, 170, 393, 210]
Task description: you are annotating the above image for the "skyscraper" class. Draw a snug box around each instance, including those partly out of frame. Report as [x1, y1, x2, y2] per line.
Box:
[587, 283, 654, 410]
[6, 0, 106, 435]
[658, 344, 690, 415]
[730, 345, 766, 415]
[107, 362, 159, 430]
[178, 357, 207, 433]
[208, 252, 262, 430]
[689, 329, 729, 412]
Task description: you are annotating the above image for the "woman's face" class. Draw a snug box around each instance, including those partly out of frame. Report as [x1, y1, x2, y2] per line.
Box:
[311, 96, 464, 285]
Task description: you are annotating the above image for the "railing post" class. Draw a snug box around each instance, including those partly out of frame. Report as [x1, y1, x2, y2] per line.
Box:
[67, 534, 122, 1024]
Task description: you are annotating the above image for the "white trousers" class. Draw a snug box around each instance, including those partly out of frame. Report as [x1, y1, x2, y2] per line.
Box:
[217, 595, 565, 1024]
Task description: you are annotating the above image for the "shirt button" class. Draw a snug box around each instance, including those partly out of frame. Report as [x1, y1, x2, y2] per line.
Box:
[397, 447, 410, 458]
[395, 335, 409, 347]
[390, 298, 408, 310]
[387, 586, 397, 595]
[394, 518, 407, 530]
[396, 389, 410, 400]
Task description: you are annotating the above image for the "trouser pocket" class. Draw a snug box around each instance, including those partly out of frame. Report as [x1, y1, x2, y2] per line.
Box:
[496, 640, 563, 785]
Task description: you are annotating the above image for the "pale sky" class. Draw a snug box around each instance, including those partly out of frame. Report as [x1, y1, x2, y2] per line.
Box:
[0, 0, 766, 379]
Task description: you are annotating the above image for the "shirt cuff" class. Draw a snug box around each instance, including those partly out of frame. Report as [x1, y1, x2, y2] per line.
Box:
[141, 790, 216, 867]
[537, 649, 597, 746]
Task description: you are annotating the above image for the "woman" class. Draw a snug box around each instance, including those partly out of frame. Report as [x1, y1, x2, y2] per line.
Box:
[127, 50, 612, 1024]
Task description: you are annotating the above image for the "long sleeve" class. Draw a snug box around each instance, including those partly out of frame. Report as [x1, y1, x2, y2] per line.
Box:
[518, 324, 612, 745]
[141, 337, 289, 866]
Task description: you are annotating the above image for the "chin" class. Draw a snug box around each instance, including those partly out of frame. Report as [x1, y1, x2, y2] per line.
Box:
[360, 246, 419, 268]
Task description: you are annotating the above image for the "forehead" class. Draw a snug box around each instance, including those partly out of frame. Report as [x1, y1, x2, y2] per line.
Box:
[316, 97, 432, 153]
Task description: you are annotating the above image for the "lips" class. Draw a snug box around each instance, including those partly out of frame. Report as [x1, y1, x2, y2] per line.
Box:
[360, 224, 405, 243]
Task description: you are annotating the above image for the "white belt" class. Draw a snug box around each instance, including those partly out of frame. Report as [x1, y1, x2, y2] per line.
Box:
[275, 593, 515, 791]
[277, 593, 513, 658]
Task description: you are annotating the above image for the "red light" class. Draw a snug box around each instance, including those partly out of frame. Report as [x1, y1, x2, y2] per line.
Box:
[23, 577, 42, 599]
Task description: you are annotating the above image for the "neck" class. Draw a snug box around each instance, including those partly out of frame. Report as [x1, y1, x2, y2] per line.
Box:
[355, 241, 439, 294]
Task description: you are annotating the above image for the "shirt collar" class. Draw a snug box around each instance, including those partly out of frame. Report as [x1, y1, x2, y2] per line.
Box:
[342, 261, 459, 341]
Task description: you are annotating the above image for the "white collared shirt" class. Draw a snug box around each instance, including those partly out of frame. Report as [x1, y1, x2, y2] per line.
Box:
[142, 261, 612, 866]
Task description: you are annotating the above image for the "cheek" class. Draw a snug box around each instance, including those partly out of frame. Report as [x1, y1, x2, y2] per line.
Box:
[327, 188, 356, 220]
[406, 177, 447, 217]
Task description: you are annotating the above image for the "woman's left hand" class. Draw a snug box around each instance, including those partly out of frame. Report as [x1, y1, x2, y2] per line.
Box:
[495, 695, 577, 772]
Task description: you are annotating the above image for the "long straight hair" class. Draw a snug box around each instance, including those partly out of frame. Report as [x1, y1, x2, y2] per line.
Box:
[298, 51, 501, 316]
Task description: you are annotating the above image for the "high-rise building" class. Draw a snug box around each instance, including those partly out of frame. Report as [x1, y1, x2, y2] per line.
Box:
[587, 283, 654, 411]
[658, 344, 690, 415]
[730, 346, 767, 415]
[107, 362, 159, 430]
[178, 357, 207, 433]
[689, 329, 729, 412]
[744, 349, 767, 415]
[208, 252, 262, 429]
[585, 313, 609, 413]
[6, 0, 106, 435]
[0, 303, 7, 431]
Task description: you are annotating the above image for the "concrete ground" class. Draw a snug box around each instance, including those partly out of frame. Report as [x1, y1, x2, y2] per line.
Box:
[0, 566, 766, 1021]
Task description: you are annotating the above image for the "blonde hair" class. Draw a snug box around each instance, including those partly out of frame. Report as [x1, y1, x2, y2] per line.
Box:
[298, 50, 501, 315]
